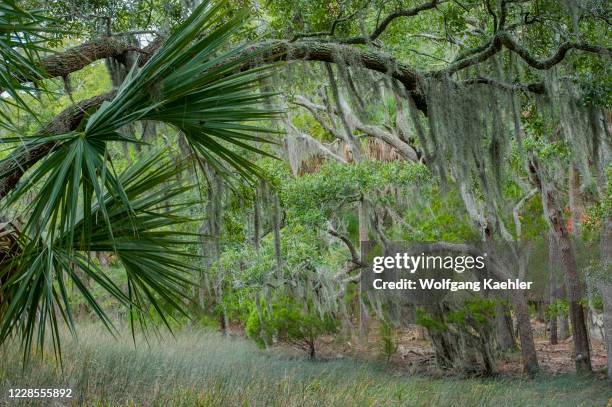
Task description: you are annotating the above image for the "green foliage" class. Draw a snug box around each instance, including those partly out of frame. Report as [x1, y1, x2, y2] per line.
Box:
[0, 0, 281, 360]
[282, 160, 430, 227]
[378, 320, 398, 363]
[416, 299, 498, 335]
[1, 150, 200, 359]
[415, 308, 447, 333]
[0, 0, 61, 128]
[546, 299, 570, 319]
[447, 298, 497, 326]
[246, 296, 338, 357]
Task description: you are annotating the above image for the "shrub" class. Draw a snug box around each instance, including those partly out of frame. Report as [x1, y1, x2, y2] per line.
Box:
[246, 296, 338, 358]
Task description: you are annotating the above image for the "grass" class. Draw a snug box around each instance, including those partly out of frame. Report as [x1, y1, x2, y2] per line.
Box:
[0, 326, 610, 406]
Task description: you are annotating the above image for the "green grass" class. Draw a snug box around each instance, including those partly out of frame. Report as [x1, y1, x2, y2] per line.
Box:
[0, 326, 610, 406]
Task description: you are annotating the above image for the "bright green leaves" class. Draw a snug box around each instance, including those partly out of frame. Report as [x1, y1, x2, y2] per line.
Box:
[282, 160, 430, 227]
[4, 133, 130, 249]
[245, 295, 338, 355]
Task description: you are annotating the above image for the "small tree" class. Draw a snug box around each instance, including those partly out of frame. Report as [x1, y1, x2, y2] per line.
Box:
[246, 296, 338, 359]
[379, 320, 398, 363]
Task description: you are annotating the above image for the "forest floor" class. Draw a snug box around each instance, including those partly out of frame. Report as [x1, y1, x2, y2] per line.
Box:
[0, 324, 610, 406]
[300, 321, 609, 377]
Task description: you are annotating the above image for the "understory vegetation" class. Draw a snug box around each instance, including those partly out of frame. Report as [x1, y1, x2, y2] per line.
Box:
[0, 327, 609, 407]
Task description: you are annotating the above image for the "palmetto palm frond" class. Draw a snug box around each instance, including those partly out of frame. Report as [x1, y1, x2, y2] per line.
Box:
[4, 0, 280, 240]
[0, 150, 200, 359]
[0, 0, 59, 127]
[84, 0, 281, 179]
[0, 0, 282, 359]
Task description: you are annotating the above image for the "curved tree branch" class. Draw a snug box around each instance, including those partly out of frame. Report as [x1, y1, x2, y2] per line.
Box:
[293, 95, 419, 162]
[327, 227, 363, 267]
[499, 34, 612, 70]
[10, 36, 163, 88]
[442, 32, 612, 75]
[40, 37, 135, 78]
[0, 92, 116, 199]
[339, 0, 445, 44]
[461, 76, 545, 93]
[248, 40, 428, 112]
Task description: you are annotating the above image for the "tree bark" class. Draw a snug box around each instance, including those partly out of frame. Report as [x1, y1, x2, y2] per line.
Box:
[601, 216, 612, 381]
[568, 166, 585, 235]
[272, 190, 283, 274]
[0, 92, 116, 200]
[496, 301, 516, 351]
[253, 183, 262, 252]
[512, 292, 540, 376]
[543, 187, 592, 372]
[549, 237, 559, 345]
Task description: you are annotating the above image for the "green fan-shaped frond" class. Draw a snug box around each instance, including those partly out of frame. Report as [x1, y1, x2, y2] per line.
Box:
[0, 0, 283, 361]
[0, 0, 60, 128]
[0, 150, 200, 361]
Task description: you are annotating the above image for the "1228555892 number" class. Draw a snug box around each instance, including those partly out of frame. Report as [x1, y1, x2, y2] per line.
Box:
[8, 388, 72, 398]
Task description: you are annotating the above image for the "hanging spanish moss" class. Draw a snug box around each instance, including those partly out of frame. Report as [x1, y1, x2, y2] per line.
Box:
[423, 75, 513, 206]
[543, 68, 610, 196]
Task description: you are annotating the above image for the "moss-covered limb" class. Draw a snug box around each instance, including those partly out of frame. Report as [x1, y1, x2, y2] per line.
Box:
[0, 91, 116, 200]
[292, 95, 418, 162]
[41, 37, 136, 78]
[441, 31, 612, 75]
[6, 36, 164, 90]
[247, 40, 429, 112]
[460, 76, 546, 94]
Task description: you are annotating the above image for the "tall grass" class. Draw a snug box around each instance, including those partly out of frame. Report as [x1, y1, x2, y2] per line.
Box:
[0, 326, 609, 406]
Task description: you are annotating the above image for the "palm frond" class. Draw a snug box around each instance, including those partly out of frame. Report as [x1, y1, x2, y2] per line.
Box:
[0, 0, 283, 360]
[0, 150, 200, 360]
[0, 0, 60, 128]
[83, 0, 283, 179]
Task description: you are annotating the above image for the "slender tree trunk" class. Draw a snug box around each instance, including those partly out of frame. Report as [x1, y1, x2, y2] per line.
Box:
[272, 190, 283, 273]
[200, 165, 224, 324]
[559, 313, 570, 340]
[558, 230, 591, 372]
[568, 166, 585, 235]
[358, 199, 369, 337]
[603, 285, 612, 381]
[532, 163, 592, 372]
[253, 184, 261, 252]
[601, 216, 612, 381]
[549, 234, 560, 345]
[511, 292, 540, 375]
[496, 301, 516, 351]
[557, 229, 592, 372]
[308, 338, 316, 359]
